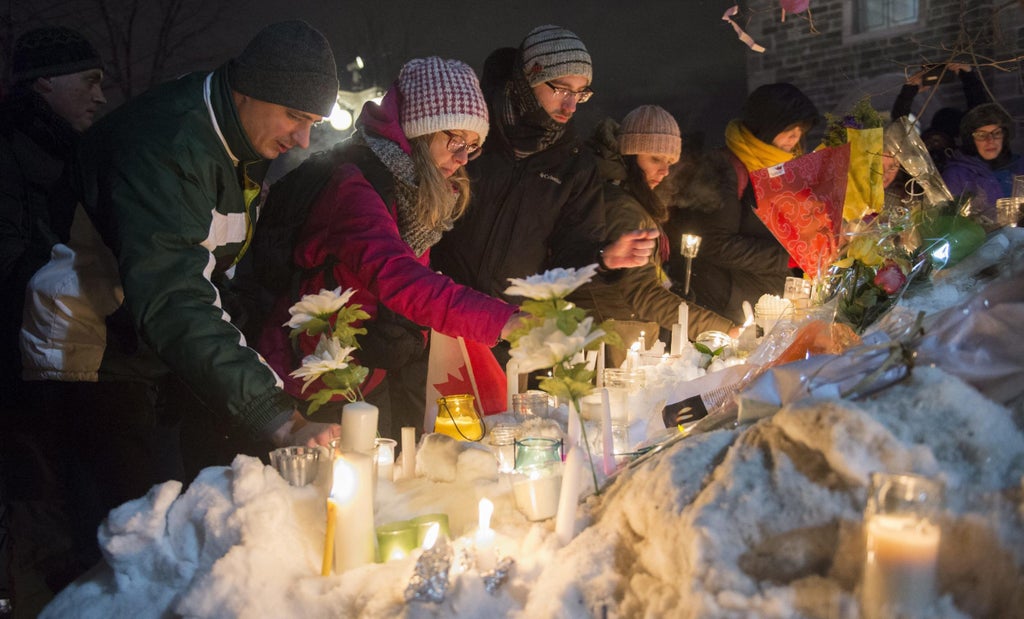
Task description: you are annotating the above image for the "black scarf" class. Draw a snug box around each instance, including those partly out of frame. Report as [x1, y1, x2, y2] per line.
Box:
[495, 53, 567, 158]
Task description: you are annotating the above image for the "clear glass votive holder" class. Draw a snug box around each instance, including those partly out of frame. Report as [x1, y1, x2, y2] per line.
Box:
[268, 446, 320, 486]
[488, 424, 518, 474]
[375, 520, 418, 563]
[375, 438, 397, 482]
[514, 437, 563, 471]
[995, 197, 1021, 228]
[511, 464, 563, 521]
[861, 472, 945, 619]
[603, 368, 646, 425]
[512, 390, 552, 421]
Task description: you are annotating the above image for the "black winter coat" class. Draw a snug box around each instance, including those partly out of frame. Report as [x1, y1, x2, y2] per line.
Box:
[664, 149, 792, 325]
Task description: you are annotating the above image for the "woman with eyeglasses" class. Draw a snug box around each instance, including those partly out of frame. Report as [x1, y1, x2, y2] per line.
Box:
[253, 57, 519, 439]
[942, 103, 1024, 216]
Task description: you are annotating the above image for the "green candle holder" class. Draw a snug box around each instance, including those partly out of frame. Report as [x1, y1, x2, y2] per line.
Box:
[375, 520, 417, 563]
[410, 513, 450, 547]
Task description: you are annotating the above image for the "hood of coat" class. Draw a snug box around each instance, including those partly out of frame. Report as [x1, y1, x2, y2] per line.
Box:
[355, 81, 413, 155]
[589, 117, 629, 183]
[666, 149, 739, 214]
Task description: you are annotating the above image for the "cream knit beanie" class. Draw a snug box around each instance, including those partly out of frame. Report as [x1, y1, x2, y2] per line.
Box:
[618, 105, 681, 158]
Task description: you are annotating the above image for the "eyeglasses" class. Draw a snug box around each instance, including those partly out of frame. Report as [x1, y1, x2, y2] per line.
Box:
[972, 128, 1005, 142]
[544, 81, 594, 103]
[443, 131, 482, 160]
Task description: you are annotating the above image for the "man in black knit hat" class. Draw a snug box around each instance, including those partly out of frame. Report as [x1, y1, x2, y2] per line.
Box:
[6, 25, 342, 604]
[0, 26, 107, 613]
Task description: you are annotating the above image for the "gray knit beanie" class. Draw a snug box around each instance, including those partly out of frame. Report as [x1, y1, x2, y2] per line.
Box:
[618, 105, 681, 158]
[519, 25, 592, 87]
[398, 57, 490, 143]
[228, 20, 339, 117]
[11, 27, 102, 84]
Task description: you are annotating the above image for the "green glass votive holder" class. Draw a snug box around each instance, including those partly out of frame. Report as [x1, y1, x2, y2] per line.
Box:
[375, 520, 417, 563]
[410, 513, 450, 547]
[514, 437, 563, 471]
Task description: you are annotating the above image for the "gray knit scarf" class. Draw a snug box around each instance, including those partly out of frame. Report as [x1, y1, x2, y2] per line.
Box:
[353, 130, 455, 257]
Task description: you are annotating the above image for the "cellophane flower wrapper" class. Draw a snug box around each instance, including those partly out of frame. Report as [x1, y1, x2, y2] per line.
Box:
[842, 126, 885, 222]
[915, 272, 1024, 406]
[885, 117, 953, 209]
[750, 144, 850, 278]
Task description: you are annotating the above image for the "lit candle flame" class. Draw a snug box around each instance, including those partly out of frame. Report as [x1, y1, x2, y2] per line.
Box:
[478, 498, 494, 532]
[331, 457, 357, 502]
[422, 522, 440, 550]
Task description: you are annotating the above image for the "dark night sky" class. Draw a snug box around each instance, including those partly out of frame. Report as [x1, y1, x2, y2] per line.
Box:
[238, 0, 750, 148]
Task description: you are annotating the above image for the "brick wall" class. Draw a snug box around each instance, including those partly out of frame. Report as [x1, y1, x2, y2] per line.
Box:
[743, 0, 1023, 150]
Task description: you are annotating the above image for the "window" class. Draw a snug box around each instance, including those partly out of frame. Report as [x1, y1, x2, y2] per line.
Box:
[854, 0, 920, 34]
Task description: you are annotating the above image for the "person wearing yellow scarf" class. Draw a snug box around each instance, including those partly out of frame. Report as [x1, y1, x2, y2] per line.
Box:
[664, 82, 820, 325]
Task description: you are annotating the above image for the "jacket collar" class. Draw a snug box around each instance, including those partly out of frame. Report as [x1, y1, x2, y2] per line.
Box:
[204, 65, 262, 165]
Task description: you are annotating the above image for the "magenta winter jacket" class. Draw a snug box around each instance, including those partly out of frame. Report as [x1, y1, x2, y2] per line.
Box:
[258, 89, 516, 399]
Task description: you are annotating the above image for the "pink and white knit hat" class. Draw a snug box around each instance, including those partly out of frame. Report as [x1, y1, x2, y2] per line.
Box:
[397, 57, 490, 144]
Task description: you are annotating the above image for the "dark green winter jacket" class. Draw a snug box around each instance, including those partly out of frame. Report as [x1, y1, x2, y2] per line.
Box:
[80, 66, 293, 438]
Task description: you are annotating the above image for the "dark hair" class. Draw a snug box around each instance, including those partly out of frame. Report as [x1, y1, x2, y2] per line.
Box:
[740, 82, 820, 147]
[958, 103, 1014, 164]
[623, 155, 668, 224]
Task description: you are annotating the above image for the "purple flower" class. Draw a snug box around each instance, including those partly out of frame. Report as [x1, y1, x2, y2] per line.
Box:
[873, 261, 906, 295]
[842, 115, 863, 130]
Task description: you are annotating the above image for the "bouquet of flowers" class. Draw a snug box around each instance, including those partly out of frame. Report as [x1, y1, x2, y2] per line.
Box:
[503, 264, 622, 489]
[823, 96, 885, 222]
[284, 287, 370, 413]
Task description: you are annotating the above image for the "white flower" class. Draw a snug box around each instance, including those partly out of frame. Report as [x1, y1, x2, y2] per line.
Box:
[289, 335, 356, 392]
[504, 264, 600, 300]
[284, 287, 357, 329]
[509, 316, 605, 373]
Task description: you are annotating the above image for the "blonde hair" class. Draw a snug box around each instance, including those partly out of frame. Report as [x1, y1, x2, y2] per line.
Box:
[409, 134, 471, 228]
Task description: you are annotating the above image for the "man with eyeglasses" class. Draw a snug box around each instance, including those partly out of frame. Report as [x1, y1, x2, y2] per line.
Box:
[942, 102, 1024, 218]
[432, 25, 658, 366]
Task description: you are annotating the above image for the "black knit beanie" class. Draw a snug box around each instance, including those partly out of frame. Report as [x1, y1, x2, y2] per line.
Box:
[740, 82, 820, 146]
[958, 102, 1013, 159]
[11, 27, 102, 84]
[228, 20, 339, 117]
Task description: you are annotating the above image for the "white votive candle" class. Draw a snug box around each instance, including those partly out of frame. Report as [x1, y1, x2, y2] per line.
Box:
[475, 498, 497, 572]
[512, 471, 562, 521]
[861, 514, 941, 619]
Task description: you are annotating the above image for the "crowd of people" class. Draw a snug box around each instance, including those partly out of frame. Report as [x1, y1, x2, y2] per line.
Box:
[0, 17, 1020, 616]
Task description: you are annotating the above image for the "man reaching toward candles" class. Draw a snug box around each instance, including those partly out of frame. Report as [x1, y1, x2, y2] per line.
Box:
[431, 25, 659, 368]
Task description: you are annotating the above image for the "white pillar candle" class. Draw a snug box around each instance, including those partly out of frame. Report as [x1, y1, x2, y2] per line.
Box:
[331, 452, 375, 573]
[600, 388, 615, 476]
[555, 445, 584, 546]
[670, 324, 684, 356]
[596, 344, 605, 387]
[506, 359, 519, 414]
[400, 426, 417, 480]
[341, 401, 378, 454]
[861, 514, 941, 619]
[475, 498, 497, 572]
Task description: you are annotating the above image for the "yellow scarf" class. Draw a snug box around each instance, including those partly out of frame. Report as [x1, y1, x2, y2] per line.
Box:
[724, 119, 799, 172]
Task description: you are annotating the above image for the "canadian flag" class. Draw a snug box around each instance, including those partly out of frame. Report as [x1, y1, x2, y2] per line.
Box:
[424, 331, 507, 432]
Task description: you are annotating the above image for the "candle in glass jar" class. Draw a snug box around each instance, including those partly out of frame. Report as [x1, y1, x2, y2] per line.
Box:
[861, 514, 941, 619]
[512, 468, 562, 521]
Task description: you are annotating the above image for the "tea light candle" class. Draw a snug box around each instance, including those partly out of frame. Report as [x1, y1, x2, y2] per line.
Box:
[862, 514, 941, 619]
[475, 498, 497, 572]
[375, 520, 417, 563]
[374, 438, 396, 482]
[400, 426, 416, 480]
[331, 452, 376, 572]
[341, 401, 378, 453]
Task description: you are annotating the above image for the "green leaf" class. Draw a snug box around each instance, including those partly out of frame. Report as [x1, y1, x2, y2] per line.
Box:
[694, 341, 713, 355]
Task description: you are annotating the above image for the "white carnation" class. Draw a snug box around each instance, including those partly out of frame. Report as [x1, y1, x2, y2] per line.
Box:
[284, 287, 357, 329]
[289, 335, 356, 392]
[504, 264, 600, 300]
[509, 317, 604, 373]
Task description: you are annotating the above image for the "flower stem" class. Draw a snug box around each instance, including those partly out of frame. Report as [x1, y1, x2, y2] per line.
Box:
[573, 398, 601, 496]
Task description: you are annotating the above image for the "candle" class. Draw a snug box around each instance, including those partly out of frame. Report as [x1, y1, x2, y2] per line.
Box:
[475, 498, 497, 572]
[400, 426, 417, 480]
[554, 445, 584, 545]
[595, 343, 605, 388]
[421, 522, 441, 550]
[626, 341, 640, 371]
[600, 388, 615, 476]
[374, 438, 396, 482]
[321, 498, 336, 576]
[375, 520, 417, 563]
[331, 452, 376, 572]
[340, 401, 378, 453]
[410, 513, 450, 547]
[861, 514, 941, 619]
[506, 358, 519, 414]
[512, 470, 562, 521]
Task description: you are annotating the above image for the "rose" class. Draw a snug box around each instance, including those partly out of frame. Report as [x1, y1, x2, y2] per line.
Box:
[873, 261, 907, 295]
